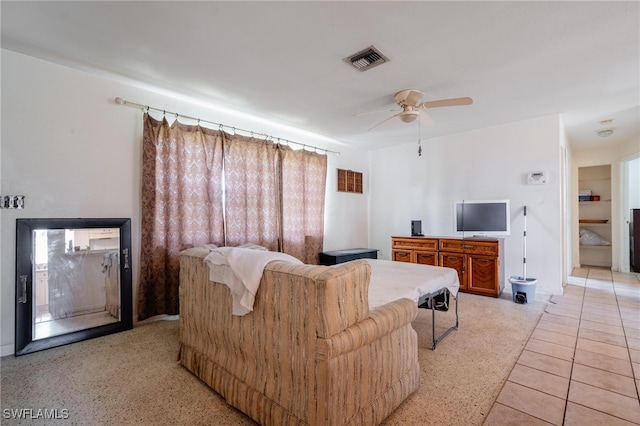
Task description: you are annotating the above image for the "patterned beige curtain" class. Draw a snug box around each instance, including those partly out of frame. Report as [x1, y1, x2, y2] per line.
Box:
[138, 114, 224, 320]
[279, 146, 328, 264]
[138, 115, 328, 320]
[223, 133, 280, 251]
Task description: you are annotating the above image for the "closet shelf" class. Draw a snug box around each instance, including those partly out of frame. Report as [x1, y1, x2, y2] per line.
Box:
[579, 245, 611, 250]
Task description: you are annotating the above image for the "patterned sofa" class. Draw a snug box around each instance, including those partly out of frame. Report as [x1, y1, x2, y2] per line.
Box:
[178, 247, 420, 425]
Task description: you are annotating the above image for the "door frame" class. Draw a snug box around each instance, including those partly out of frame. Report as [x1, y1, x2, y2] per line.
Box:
[619, 154, 640, 273]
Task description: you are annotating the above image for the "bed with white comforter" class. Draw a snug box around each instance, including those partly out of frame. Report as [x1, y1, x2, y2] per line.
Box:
[201, 246, 460, 348]
[366, 259, 459, 309]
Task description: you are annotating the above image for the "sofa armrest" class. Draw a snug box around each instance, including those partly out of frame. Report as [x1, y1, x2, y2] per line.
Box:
[315, 260, 372, 338]
[316, 298, 417, 360]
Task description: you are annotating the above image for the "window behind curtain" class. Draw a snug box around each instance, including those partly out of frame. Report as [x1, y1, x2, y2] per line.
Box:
[223, 134, 280, 251]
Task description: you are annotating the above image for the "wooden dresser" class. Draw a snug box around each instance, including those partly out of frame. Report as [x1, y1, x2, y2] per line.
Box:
[391, 236, 504, 297]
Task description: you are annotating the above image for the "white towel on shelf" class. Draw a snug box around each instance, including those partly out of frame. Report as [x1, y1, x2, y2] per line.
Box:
[203, 247, 302, 315]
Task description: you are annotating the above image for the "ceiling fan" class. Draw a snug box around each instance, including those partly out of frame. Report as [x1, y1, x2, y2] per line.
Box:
[360, 89, 473, 131]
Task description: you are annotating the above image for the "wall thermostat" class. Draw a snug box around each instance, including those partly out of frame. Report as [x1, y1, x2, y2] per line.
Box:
[527, 171, 547, 185]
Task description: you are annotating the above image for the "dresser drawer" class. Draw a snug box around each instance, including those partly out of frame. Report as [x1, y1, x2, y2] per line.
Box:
[392, 250, 413, 263]
[415, 251, 438, 266]
[439, 239, 498, 256]
[391, 237, 438, 252]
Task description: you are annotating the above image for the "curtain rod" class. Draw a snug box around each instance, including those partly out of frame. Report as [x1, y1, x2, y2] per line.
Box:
[114, 97, 340, 155]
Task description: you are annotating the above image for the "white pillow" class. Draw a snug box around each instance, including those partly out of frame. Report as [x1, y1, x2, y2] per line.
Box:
[579, 228, 610, 246]
[236, 243, 268, 251]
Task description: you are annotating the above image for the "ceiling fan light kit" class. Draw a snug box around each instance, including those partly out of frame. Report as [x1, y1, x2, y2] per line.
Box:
[596, 129, 614, 137]
[399, 110, 420, 123]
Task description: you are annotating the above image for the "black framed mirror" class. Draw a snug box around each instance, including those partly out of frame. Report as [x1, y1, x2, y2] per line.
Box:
[15, 218, 133, 356]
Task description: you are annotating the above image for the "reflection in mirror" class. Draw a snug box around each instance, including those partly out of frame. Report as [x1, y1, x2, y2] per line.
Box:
[33, 228, 121, 340]
[16, 218, 132, 356]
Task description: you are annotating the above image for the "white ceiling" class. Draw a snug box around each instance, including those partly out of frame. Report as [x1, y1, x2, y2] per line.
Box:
[1, 1, 639, 151]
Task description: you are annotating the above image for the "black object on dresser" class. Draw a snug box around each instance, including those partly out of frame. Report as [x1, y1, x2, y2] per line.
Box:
[319, 248, 378, 265]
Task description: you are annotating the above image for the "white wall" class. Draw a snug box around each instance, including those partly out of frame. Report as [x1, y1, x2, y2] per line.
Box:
[0, 50, 369, 355]
[323, 153, 370, 251]
[368, 115, 564, 298]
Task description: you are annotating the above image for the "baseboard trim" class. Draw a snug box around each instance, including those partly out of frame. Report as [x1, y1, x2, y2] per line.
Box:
[1, 343, 14, 357]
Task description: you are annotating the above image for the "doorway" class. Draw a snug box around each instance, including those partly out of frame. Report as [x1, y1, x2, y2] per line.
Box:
[621, 156, 640, 272]
[578, 165, 612, 268]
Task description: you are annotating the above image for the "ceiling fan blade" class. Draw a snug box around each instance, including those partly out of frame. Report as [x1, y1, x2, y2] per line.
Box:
[419, 111, 436, 127]
[396, 89, 424, 107]
[404, 90, 423, 107]
[368, 113, 401, 131]
[419, 97, 473, 109]
[354, 108, 399, 117]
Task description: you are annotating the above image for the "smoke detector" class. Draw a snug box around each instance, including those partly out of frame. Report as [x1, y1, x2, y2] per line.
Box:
[597, 129, 614, 137]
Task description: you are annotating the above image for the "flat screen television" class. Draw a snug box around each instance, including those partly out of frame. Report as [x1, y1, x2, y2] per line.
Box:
[454, 200, 510, 236]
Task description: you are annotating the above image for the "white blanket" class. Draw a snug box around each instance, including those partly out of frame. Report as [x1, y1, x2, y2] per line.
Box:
[203, 247, 302, 315]
[366, 259, 460, 309]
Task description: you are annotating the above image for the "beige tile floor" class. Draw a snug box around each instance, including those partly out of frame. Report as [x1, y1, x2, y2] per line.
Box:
[484, 268, 640, 425]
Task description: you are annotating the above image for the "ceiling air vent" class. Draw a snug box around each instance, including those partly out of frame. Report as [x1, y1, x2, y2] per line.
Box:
[344, 46, 389, 71]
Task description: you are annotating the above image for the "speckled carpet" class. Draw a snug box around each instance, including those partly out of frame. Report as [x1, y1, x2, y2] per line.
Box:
[1, 292, 546, 425]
